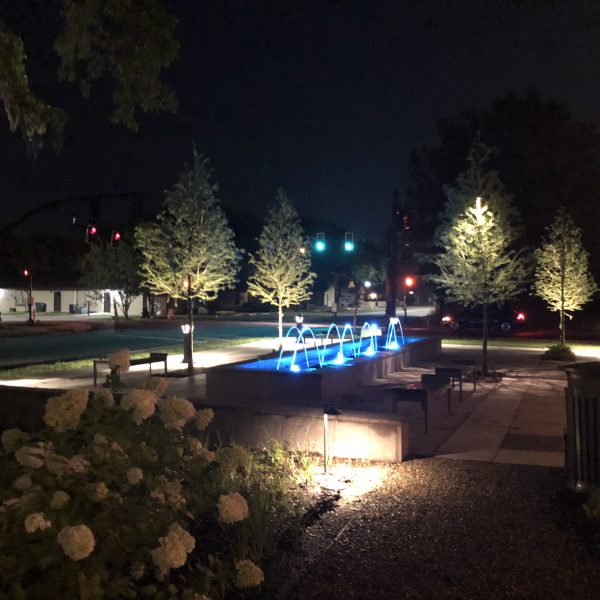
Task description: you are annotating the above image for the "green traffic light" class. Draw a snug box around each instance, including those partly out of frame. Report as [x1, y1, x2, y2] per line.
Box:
[344, 241, 354, 252]
[315, 240, 326, 252]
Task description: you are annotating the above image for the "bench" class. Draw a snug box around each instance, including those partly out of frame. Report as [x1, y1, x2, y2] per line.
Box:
[434, 367, 478, 400]
[93, 352, 168, 387]
[388, 374, 452, 433]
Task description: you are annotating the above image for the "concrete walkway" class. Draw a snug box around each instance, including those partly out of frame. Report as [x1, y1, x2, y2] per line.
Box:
[0, 341, 578, 469]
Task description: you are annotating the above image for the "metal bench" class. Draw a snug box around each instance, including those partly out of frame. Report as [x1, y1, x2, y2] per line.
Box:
[434, 366, 478, 400]
[388, 374, 452, 433]
[93, 352, 168, 387]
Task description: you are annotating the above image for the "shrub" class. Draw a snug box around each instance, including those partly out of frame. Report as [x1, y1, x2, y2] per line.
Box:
[542, 343, 576, 361]
[0, 376, 298, 599]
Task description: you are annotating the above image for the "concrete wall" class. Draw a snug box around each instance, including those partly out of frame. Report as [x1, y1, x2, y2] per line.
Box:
[0, 386, 60, 431]
[204, 403, 409, 462]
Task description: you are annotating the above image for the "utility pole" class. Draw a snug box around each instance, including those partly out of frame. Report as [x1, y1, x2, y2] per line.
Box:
[386, 190, 402, 318]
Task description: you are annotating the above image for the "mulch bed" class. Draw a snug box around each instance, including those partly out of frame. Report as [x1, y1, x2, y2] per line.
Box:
[262, 458, 600, 599]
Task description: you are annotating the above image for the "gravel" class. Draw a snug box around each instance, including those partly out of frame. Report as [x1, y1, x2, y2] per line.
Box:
[262, 458, 600, 599]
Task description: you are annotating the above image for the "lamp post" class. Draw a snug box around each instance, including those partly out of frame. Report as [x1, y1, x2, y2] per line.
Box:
[323, 405, 342, 473]
[403, 276, 415, 318]
[23, 268, 34, 325]
[182, 274, 194, 374]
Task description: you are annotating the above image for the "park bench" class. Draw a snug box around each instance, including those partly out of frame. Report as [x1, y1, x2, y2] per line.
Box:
[434, 366, 478, 401]
[388, 373, 452, 434]
[93, 352, 168, 387]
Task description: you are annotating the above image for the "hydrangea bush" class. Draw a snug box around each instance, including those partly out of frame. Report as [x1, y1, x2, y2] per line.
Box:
[0, 367, 296, 599]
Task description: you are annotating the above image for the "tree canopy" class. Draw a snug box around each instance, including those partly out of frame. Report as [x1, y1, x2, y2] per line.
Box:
[0, 0, 179, 147]
[134, 151, 239, 304]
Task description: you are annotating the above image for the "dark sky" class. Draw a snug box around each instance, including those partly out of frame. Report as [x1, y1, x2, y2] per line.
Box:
[2, 0, 600, 243]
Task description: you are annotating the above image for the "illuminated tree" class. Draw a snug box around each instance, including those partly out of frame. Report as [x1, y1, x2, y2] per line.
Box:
[135, 151, 239, 373]
[0, 0, 178, 148]
[247, 190, 315, 341]
[80, 241, 141, 319]
[432, 197, 528, 375]
[535, 208, 597, 346]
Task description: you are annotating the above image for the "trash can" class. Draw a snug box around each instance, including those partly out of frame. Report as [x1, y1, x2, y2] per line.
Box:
[35, 302, 46, 312]
[564, 362, 600, 492]
[69, 304, 79, 314]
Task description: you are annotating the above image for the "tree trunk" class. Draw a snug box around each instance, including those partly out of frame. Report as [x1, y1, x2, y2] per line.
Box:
[187, 275, 194, 375]
[560, 238, 566, 345]
[112, 299, 119, 319]
[482, 302, 489, 376]
[560, 308, 565, 345]
[141, 290, 150, 318]
[278, 305, 284, 343]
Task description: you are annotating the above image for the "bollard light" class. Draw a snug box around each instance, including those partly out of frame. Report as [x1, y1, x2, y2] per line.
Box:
[323, 405, 342, 473]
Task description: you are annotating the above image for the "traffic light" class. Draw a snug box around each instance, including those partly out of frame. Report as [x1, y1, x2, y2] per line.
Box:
[111, 230, 121, 247]
[85, 223, 98, 243]
[315, 232, 326, 252]
[23, 268, 30, 277]
[344, 232, 354, 252]
[404, 276, 415, 288]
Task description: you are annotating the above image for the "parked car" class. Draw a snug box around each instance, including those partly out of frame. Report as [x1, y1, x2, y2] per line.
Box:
[440, 303, 527, 332]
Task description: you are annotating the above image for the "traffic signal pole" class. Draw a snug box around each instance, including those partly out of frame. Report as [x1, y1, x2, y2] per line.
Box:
[386, 190, 401, 318]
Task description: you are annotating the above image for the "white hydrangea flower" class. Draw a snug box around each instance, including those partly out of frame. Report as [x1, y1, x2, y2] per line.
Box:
[121, 389, 157, 424]
[57, 525, 96, 560]
[195, 408, 214, 431]
[140, 377, 169, 398]
[15, 445, 46, 469]
[43, 389, 88, 432]
[215, 444, 249, 473]
[68, 455, 91, 473]
[93, 388, 115, 408]
[158, 396, 196, 430]
[109, 348, 130, 372]
[126, 467, 143, 485]
[24, 512, 52, 533]
[150, 523, 195, 579]
[45, 452, 71, 477]
[150, 477, 186, 509]
[1, 428, 29, 453]
[235, 559, 264, 589]
[217, 492, 249, 524]
[14, 474, 33, 491]
[50, 490, 70, 509]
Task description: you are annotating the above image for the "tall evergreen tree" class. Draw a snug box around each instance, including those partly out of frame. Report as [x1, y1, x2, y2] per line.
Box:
[247, 190, 315, 341]
[534, 208, 597, 346]
[135, 151, 239, 373]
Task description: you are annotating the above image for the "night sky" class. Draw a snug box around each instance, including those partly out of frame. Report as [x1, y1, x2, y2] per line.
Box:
[2, 0, 600, 243]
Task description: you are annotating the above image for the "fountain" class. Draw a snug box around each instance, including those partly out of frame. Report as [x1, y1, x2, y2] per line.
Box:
[206, 318, 441, 406]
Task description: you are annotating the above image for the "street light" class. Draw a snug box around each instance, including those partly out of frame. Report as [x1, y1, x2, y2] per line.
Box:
[23, 268, 34, 324]
[403, 275, 415, 318]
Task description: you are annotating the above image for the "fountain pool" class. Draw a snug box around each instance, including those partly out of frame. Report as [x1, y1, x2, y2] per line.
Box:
[206, 321, 441, 407]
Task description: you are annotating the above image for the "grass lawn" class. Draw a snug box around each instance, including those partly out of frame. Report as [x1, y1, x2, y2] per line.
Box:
[442, 337, 600, 350]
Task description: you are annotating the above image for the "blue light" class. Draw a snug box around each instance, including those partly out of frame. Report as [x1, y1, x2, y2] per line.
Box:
[290, 364, 301, 372]
[344, 241, 354, 252]
[364, 345, 376, 356]
[315, 240, 326, 252]
[332, 352, 346, 365]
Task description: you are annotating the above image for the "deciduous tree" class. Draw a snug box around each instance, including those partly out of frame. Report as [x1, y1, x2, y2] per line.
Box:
[247, 190, 315, 341]
[135, 151, 239, 373]
[80, 241, 142, 319]
[534, 208, 597, 345]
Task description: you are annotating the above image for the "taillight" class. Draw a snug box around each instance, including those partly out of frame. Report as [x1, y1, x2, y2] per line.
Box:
[516, 312, 526, 321]
[441, 315, 452, 323]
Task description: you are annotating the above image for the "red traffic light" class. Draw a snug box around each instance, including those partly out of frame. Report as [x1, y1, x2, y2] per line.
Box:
[89, 225, 97, 236]
[113, 231, 121, 241]
[23, 268, 30, 277]
[404, 276, 415, 288]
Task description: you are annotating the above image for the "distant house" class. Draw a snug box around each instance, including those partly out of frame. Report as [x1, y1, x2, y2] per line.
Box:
[0, 285, 144, 316]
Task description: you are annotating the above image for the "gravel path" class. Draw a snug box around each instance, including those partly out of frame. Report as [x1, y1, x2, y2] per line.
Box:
[267, 459, 600, 599]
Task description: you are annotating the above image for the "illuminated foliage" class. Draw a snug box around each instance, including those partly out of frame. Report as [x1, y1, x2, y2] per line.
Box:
[432, 158, 529, 375]
[247, 190, 315, 341]
[135, 151, 239, 303]
[80, 241, 142, 318]
[534, 208, 597, 345]
[0, 0, 178, 147]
